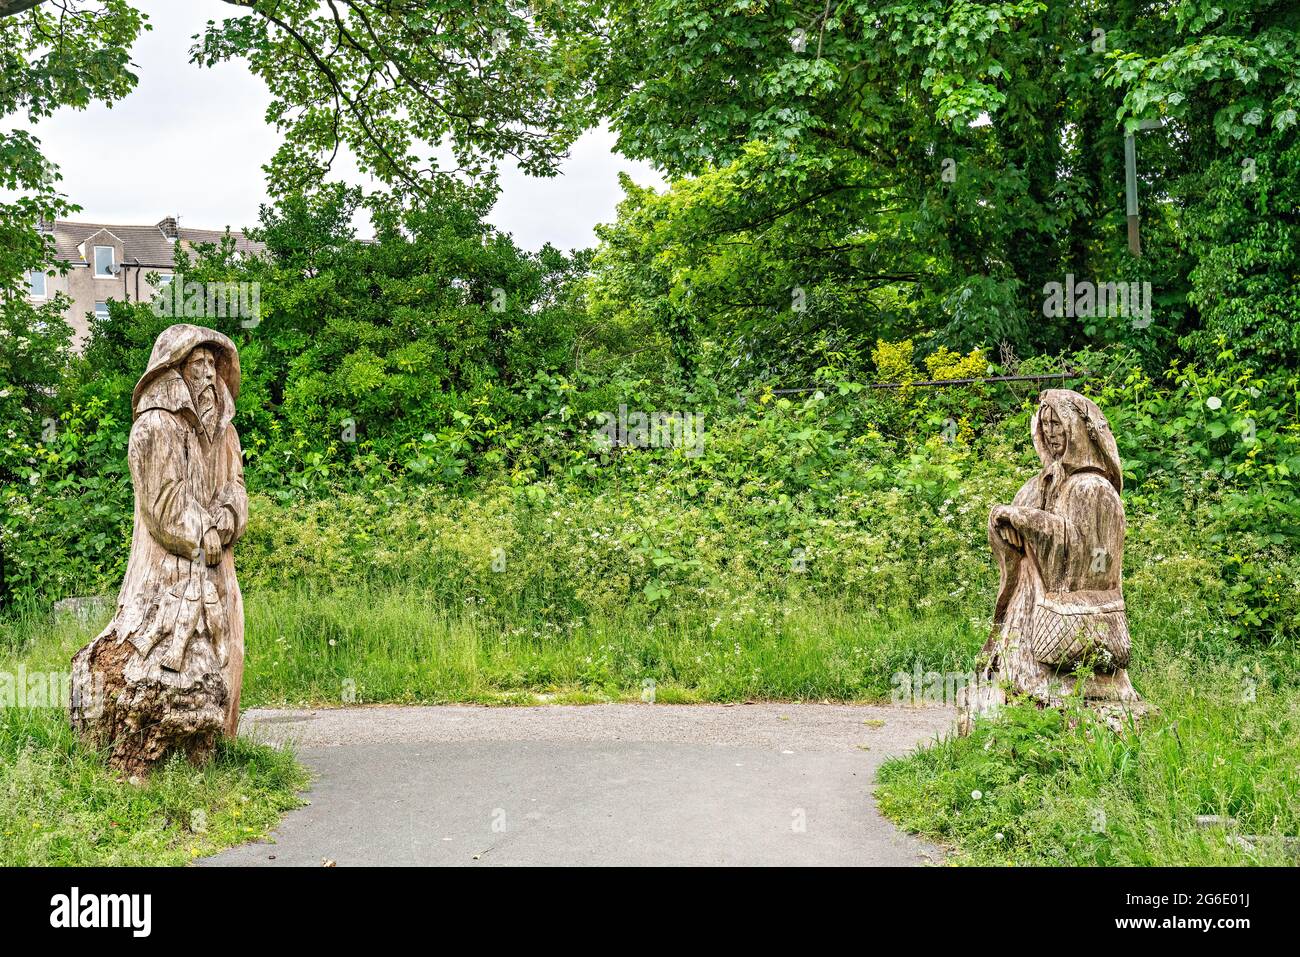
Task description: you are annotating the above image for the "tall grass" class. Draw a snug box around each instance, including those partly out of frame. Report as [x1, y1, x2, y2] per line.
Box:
[862, 558, 1300, 867]
[876, 643, 1300, 866]
[243, 586, 983, 705]
[2, 525, 1294, 866]
[0, 613, 307, 866]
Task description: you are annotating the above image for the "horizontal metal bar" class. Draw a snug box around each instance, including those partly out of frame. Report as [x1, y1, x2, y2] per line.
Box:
[762, 370, 1087, 395]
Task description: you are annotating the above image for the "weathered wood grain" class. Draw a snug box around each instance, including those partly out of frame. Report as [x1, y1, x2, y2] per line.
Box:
[70, 325, 248, 776]
[959, 389, 1145, 733]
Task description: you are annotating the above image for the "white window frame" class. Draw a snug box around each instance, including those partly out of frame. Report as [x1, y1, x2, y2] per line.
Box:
[29, 269, 47, 299]
[94, 301, 110, 322]
[156, 273, 174, 287]
[94, 245, 116, 277]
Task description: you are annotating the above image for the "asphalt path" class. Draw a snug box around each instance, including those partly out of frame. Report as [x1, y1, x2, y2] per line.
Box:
[201, 702, 954, 867]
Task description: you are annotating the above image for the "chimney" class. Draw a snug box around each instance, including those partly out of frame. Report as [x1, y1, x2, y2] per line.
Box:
[157, 216, 179, 240]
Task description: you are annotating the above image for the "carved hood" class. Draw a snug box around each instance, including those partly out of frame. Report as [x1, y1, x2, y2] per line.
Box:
[1030, 389, 1123, 495]
[131, 324, 240, 433]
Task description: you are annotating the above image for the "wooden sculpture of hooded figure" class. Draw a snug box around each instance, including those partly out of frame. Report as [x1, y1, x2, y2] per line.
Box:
[959, 389, 1143, 732]
[71, 324, 247, 775]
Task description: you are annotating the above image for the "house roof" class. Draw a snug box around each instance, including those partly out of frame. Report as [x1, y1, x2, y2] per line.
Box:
[48, 218, 266, 268]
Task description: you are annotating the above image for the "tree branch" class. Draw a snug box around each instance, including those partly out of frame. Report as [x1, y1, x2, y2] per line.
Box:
[0, 0, 46, 17]
[240, 2, 431, 198]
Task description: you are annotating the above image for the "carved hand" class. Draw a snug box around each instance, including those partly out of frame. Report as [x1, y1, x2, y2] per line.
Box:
[215, 506, 236, 545]
[991, 506, 1024, 550]
[202, 528, 223, 565]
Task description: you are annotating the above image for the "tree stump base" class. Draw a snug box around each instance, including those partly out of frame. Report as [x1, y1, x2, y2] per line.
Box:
[957, 667, 1149, 736]
[70, 629, 228, 779]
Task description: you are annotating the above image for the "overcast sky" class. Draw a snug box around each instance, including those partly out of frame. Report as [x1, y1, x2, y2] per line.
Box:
[19, 0, 663, 251]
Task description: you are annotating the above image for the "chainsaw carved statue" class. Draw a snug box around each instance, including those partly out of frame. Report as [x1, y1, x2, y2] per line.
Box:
[959, 389, 1144, 733]
[71, 325, 247, 775]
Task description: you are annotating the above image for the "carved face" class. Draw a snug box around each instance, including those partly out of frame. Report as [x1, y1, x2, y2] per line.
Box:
[181, 347, 216, 398]
[1040, 404, 1067, 458]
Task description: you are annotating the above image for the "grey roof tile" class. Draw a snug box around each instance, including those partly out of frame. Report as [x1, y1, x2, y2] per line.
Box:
[48, 219, 265, 267]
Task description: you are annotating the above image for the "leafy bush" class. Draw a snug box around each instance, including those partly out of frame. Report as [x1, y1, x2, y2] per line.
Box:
[0, 397, 131, 610]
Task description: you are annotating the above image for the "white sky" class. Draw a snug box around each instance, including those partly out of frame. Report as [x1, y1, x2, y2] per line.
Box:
[16, 0, 662, 251]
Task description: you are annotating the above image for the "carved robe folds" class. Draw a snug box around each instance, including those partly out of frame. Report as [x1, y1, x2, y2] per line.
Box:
[959, 389, 1144, 733]
[71, 325, 247, 776]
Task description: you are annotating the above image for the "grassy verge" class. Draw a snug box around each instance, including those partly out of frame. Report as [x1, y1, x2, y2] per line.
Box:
[876, 643, 1300, 865]
[1, 589, 979, 866]
[244, 587, 982, 706]
[4, 578, 1297, 867]
[0, 613, 308, 866]
[4, 589, 985, 709]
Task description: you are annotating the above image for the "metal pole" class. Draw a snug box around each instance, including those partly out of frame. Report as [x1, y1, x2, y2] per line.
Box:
[1125, 133, 1141, 257]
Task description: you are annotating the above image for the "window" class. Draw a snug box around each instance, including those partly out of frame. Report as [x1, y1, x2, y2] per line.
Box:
[94, 245, 115, 277]
[94, 301, 110, 322]
[29, 270, 46, 298]
[156, 273, 174, 287]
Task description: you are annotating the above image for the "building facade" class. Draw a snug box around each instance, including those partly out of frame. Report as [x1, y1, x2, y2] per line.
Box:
[25, 217, 265, 345]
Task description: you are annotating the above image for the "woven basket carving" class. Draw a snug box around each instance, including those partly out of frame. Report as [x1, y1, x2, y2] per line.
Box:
[1031, 589, 1130, 668]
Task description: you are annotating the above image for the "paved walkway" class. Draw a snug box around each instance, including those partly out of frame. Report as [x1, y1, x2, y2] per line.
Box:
[202, 703, 954, 867]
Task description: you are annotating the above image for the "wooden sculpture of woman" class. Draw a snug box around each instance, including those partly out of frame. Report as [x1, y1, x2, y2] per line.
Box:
[959, 389, 1144, 732]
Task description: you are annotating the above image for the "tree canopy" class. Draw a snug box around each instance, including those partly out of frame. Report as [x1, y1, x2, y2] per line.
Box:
[573, 0, 1300, 372]
[3, 0, 1299, 372]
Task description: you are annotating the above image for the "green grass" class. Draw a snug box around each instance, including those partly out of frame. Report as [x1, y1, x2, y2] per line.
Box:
[4, 577, 1297, 867]
[0, 588, 981, 866]
[0, 714, 308, 865]
[876, 643, 1300, 866]
[866, 564, 1300, 867]
[243, 586, 983, 706]
[0, 613, 309, 866]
